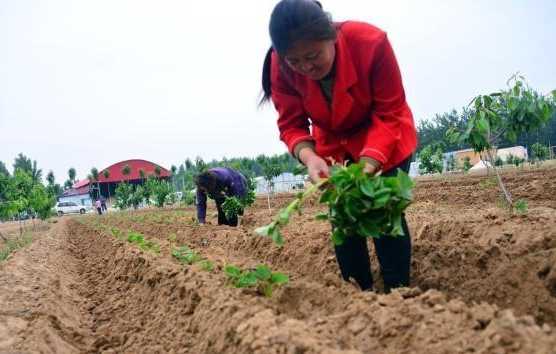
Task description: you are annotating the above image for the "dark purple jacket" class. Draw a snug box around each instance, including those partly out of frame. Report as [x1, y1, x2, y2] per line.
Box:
[196, 168, 247, 223]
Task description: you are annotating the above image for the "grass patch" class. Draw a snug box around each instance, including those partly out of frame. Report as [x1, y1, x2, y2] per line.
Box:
[0, 232, 34, 262]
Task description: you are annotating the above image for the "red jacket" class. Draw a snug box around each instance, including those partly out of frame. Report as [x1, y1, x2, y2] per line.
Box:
[270, 21, 417, 171]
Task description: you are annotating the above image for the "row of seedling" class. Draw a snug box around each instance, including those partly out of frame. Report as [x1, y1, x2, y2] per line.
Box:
[224, 264, 289, 297]
[171, 242, 289, 297]
[172, 245, 214, 271]
[81, 219, 161, 254]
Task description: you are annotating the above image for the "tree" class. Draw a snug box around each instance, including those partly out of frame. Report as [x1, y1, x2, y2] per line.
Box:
[29, 184, 55, 220]
[13, 153, 32, 175]
[122, 164, 131, 178]
[185, 158, 193, 171]
[258, 156, 283, 210]
[154, 166, 162, 177]
[0, 173, 14, 240]
[90, 167, 100, 200]
[150, 179, 172, 208]
[531, 142, 550, 165]
[462, 157, 472, 172]
[195, 156, 206, 172]
[170, 165, 177, 189]
[103, 169, 111, 202]
[114, 182, 133, 210]
[130, 185, 144, 209]
[68, 167, 76, 183]
[13, 154, 41, 184]
[143, 176, 156, 205]
[46, 171, 55, 186]
[417, 109, 470, 153]
[418, 145, 444, 174]
[45, 171, 62, 198]
[446, 155, 457, 172]
[0, 161, 9, 176]
[448, 75, 556, 210]
[30, 160, 42, 184]
[64, 180, 73, 190]
[8, 170, 34, 234]
[139, 168, 146, 182]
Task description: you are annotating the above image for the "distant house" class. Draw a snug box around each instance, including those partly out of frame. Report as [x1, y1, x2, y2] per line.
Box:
[496, 146, 528, 161]
[255, 172, 306, 194]
[59, 159, 171, 205]
[412, 145, 528, 176]
[59, 179, 92, 206]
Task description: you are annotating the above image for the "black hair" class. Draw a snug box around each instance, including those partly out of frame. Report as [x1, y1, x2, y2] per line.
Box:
[195, 171, 225, 195]
[260, 0, 336, 105]
[195, 171, 216, 190]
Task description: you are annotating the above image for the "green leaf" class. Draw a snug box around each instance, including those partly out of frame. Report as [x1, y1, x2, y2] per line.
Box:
[331, 229, 346, 246]
[359, 179, 375, 197]
[391, 215, 404, 236]
[237, 272, 258, 288]
[514, 199, 528, 214]
[200, 260, 214, 272]
[315, 212, 329, 221]
[224, 265, 241, 278]
[373, 194, 390, 209]
[255, 224, 272, 236]
[271, 228, 284, 247]
[319, 188, 335, 203]
[254, 265, 272, 280]
[359, 220, 381, 238]
[270, 272, 289, 284]
[396, 170, 414, 200]
[278, 209, 290, 224]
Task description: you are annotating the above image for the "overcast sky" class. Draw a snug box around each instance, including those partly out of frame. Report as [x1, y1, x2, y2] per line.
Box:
[1, 0, 555, 183]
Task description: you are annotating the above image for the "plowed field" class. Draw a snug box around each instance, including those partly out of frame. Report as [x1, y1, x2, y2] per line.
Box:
[1, 167, 556, 353]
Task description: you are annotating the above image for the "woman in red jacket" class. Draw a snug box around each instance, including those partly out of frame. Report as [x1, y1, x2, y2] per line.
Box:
[261, 0, 417, 292]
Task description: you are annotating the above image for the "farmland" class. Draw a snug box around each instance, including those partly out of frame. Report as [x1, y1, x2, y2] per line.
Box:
[1, 166, 556, 353]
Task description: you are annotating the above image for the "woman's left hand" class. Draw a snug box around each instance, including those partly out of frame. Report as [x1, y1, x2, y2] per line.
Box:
[361, 158, 382, 175]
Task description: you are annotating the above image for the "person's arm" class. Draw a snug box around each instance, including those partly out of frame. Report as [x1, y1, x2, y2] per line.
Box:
[270, 53, 329, 181]
[196, 189, 208, 224]
[359, 34, 413, 169]
[270, 52, 315, 157]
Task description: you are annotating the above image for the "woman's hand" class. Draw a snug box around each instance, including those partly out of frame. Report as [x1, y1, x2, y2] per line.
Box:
[361, 157, 382, 176]
[299, 148, 329, 183]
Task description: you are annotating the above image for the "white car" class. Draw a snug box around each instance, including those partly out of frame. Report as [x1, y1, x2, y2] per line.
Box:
[55, 201, 90, 216]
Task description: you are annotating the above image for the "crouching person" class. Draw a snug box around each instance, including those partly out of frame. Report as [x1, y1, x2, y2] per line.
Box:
[195, 167, 247, 226]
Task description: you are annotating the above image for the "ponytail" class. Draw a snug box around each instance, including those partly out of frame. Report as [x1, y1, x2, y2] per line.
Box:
[259, 47, 273, 106]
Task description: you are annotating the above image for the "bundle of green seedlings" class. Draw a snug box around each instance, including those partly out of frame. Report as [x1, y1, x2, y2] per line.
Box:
[127, 231, 160, 253]
[172, 245, 214, 271]
[224, 264, 289, 297]
[222, 177, 257, 220]
[256, 162, 414, 246]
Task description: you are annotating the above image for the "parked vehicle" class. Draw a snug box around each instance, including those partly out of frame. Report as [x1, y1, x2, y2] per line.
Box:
[55, 201, 90, 216]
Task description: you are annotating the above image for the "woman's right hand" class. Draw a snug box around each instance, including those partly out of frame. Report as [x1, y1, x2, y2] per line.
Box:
[299, 148, 329, 183]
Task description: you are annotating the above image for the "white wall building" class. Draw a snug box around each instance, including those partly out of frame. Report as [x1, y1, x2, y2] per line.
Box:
[255, 172, 306, 195]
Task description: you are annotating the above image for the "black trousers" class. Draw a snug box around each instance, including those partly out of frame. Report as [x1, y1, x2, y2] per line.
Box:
[215, 199, 242, 227]
[334, 157, 412, 292]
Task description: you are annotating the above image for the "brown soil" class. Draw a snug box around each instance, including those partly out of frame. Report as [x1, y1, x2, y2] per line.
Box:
[1, 166, 556, 353]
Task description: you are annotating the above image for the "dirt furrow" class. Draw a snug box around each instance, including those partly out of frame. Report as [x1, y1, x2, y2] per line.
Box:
[0, 220, 95, 353]
[64, 220, 556, 353]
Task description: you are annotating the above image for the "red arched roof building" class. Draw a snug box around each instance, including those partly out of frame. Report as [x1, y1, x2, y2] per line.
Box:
[97, 159, 171, 183]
